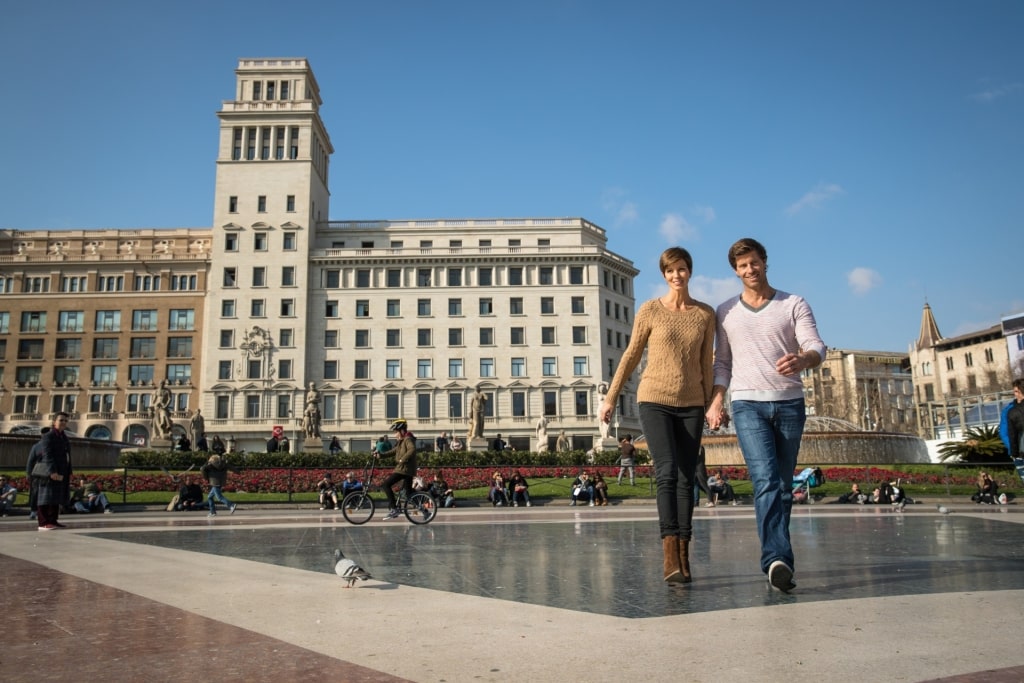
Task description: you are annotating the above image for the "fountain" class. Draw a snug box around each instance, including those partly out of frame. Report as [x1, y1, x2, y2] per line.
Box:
[701, 416, 930, 466]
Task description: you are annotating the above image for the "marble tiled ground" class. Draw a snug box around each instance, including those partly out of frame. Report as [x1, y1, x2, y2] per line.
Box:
[4, 503, 1024, 682]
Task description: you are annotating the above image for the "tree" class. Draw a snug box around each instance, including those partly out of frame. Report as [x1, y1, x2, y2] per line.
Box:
[936, 425, 1009, 463]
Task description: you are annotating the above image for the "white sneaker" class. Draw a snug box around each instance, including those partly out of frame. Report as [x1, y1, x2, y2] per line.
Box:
[999, 493, 1008, 505]
[589, 501, 595, 506]
[768, 560, 796, 592]
[384, 509, 400, 520]
[526, 502, 532, 507]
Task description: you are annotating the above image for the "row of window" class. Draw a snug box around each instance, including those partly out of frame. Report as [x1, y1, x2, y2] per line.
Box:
[231, 126, 300, 161]
[8, 364, 192, 385]
[8, 337, 193, 360]
[1, 310, 196, 334]
[918, 347, 998, 377]
[211, 389, 594, 422]
[0, 274, 199, 296]
[12, 390, 190, 417]
[332, 264, 586, 289]
[217, 356, 590, 383]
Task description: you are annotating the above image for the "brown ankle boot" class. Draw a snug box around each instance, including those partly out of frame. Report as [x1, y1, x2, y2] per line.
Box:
[662, 536, 683, 583]
[679, 538, 692, 583]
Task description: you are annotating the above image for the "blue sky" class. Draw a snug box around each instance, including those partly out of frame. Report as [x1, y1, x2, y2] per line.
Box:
[1, 1, 1020, 352]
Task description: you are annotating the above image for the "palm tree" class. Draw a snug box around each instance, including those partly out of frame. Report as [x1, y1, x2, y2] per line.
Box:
[937, 425, 1009, 463]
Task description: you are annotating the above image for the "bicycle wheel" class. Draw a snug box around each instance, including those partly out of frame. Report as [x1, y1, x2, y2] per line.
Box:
[341, 491, 375, 525]
[403, 491, 436, 525]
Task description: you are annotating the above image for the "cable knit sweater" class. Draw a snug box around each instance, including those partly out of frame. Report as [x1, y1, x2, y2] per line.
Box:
[604, 298, 716, 410]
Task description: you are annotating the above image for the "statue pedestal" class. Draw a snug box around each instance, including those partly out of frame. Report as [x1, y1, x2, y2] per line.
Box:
[302, 438, 324, 452]
[599, 437, 619, 452]
[468, 437, 488, 452]
[151, 438, 174, 450]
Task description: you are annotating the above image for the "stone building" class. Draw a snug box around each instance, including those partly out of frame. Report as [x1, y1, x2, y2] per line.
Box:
[0, 58, 640, 452]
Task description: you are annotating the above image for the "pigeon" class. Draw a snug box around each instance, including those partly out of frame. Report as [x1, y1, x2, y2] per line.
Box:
[936, 505, 951, 515]
[334, 549, 372, 588]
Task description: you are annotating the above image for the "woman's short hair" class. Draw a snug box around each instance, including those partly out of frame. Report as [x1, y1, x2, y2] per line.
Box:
[659, 247, 693, 273]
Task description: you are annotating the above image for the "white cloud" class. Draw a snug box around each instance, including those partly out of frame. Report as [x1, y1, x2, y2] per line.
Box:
[785, 182, 844, 216]
[659, 212, 698, 243]
[600, 187, 638, 227]
[690, 204, 716, 223]
[690, 274, 741, 307]
[847, 267, 882, 295]
[969, 81, 1023, 103]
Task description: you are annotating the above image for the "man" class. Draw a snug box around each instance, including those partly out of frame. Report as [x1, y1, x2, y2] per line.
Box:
[36, 412, 74, 530]
[435, 431, 449, 453]
[707, 238, 825, 593]
[1005, 378, 1024, 462]
[376, 419, 417, 520]
[0, 475, 17, 516]
[490, 433, 506, 452]
[616, 434, 636, 486]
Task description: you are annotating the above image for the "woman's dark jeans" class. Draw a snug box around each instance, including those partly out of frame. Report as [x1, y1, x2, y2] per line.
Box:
[639, 402, 704, 539]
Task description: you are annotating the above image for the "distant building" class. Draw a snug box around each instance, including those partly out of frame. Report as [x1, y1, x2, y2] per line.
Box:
[802, 348, 916, 433]
[910, 302, 1016, 439]
[0, 58, 640, 452]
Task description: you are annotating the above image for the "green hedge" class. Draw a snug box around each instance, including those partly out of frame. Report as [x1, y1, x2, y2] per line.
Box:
[118, 448, 650, 470]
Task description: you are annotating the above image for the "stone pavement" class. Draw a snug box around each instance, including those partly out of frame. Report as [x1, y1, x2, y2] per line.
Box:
[2, 501, 1023, 682]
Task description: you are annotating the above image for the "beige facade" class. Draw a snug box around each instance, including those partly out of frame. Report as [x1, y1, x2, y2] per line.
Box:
[0, 58, 640, 452]
[910, 303, 1016, 439]
[0, 229, 210, 442]
[802, 348, 916, 433]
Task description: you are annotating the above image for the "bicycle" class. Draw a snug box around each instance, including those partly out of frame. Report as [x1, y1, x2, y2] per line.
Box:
[341, 457, 437, 525]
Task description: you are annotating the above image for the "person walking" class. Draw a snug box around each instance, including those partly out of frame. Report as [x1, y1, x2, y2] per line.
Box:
[201, 454, 236, 517]
[598, 246, 716, 584]
[35, 413, 73, 530]
[616, 434, 637, 485]
[706, 237, 825, 593]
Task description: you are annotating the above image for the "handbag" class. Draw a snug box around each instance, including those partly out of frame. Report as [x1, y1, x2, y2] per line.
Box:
[31, 462, 50, 479]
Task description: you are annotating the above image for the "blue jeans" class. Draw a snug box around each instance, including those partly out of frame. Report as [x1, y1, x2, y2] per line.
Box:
[639, 403, 704, 539]
[207, 485, 232, 512]
[732, 399, 807, 573]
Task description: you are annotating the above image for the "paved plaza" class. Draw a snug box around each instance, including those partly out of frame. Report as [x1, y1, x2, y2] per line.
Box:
[3, 502, 1024, 682]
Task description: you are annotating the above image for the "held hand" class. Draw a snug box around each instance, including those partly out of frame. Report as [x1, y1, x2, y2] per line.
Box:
[597, 403, 613, 424]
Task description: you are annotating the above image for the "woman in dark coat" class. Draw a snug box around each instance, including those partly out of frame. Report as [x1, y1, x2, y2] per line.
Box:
[35, 413, 73, 530]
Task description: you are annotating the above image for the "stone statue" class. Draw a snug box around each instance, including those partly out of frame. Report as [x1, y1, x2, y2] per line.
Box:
[597, 383, 611, 441]
[468, 389, 487, 441]
[535, 416, 549, 452]
[303, 382, 322, 438]
[151, 379, 174, 440]
[189, 409, 205, 442]
[556, 430, 571, 453]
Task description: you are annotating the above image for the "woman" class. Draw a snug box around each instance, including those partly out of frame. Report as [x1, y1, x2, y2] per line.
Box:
[593, 472, 609, 506]
[598, 246, 715, 583]
[509, 470, 531, 507]
[489, 472, 509, 507]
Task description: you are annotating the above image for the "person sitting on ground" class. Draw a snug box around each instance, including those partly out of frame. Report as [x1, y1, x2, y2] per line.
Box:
[889, 479, 909, 509]
[70, 478, 112, 514]
[706, 468, 737, 507]
[508, 470, 531, 507]
[176, 476, 204, 511]
[489, 471, 509, 507]
[341, 471, 364, 498]
[593, 471, 609, 506]
[972, 471, 999, 504]
[871, 481, 893, 505]
[428, 472, 455, 508]
[570, 471, 595, 506]
[838, 483, 869, 504]
[0, 475, 17, 517]
[317, 472, 340, 510]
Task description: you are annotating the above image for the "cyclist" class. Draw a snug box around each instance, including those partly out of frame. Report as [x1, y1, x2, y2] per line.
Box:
[376, 418, 418, 520]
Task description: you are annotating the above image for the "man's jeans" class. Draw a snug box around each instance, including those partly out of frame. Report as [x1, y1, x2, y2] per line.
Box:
[207, 485, 233, 512]
[639, 403, 704, 539]
[732, 399, 807, 573]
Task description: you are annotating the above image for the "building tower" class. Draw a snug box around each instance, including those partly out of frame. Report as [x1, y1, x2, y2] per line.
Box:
[201, 58, 334, 445]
